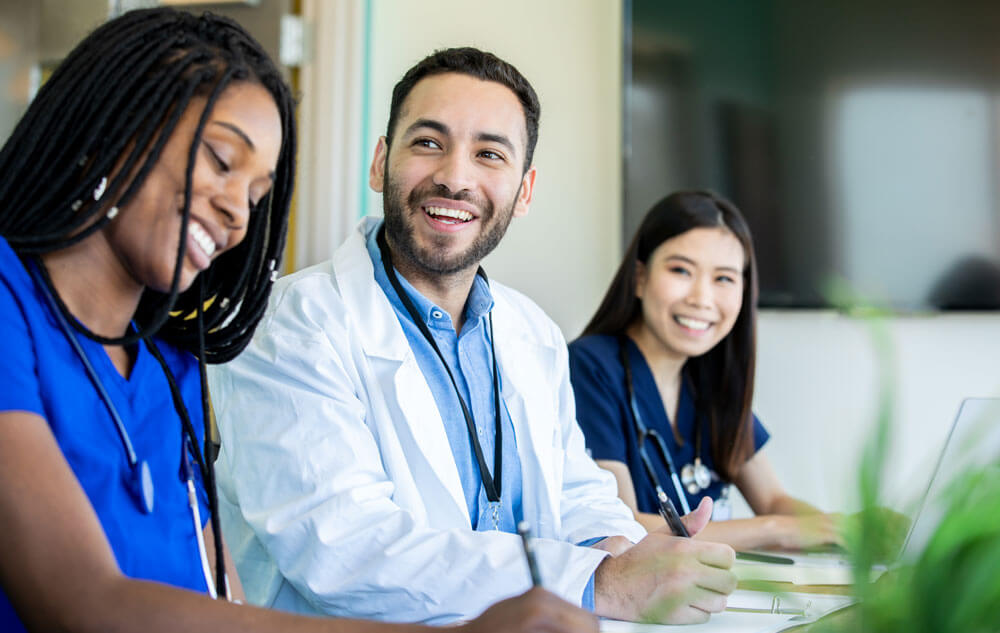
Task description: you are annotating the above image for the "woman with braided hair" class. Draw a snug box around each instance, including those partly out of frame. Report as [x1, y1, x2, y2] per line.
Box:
[0, 8, 596, 633]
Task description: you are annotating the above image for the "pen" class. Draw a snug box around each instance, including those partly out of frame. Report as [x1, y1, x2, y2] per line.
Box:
[655, 488, 795, 564]
[517, 521, 543, 587]
[735, 551, 796, 565]
[655, 486, 690, 537]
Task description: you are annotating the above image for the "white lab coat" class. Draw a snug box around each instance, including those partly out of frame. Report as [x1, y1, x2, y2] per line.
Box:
[208, 217, 646, 624]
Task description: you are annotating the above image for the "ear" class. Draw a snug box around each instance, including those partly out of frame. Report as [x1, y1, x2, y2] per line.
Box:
[634, 260, 647, 300]
[512, 166, 537, 218]
[368, 137, 388, 193]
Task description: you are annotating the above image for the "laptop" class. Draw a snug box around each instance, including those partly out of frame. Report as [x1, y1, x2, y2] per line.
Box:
[896, 397, 1000, 561]
[735, 398, 1000, 583]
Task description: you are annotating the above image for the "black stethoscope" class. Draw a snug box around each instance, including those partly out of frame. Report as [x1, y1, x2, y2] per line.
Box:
[29, 262, 224, 599]
[376, 227, 505, 527]
[618, 335, 713, 514]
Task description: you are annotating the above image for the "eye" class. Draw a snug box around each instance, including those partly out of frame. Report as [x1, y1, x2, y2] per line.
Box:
[668, 265, 691, 276]
[413, 138, 442, 150]
[204, 142, 230, 173]
[479, 149, 505, 161]
[716, 274, 736, 284]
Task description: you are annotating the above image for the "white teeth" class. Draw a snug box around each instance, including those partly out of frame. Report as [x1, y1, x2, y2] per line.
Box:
[675, 316, 710, 331]
[425, 206, 473, 222]
[189, 221, 216, 258]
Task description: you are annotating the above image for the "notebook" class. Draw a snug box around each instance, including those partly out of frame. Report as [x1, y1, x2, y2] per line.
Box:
[599, 590, 854, 632]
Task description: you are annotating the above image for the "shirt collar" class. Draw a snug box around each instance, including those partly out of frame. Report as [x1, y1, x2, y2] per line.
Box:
[366, 219, 495, 330]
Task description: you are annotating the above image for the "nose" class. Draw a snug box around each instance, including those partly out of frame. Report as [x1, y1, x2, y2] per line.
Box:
[685, 274, 712, 309]
[432, 148, 475, 193]
[212, 179, 251, 247]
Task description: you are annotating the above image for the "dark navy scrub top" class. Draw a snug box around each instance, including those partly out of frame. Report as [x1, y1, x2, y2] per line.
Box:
[0, 237, 211, 631]
[568, 334, 769, 515]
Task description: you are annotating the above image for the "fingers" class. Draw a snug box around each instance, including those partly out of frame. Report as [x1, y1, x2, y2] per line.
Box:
[510, 587, 600, 633]
[693, 564, 739, 595]
[695, 540, 736, 569]
[680, 497, 713, 536]
[667, 606, 713, 625]
[640, 585, 728, 624]
[531, 588, 600, 633]
[687, 586, 729, 615]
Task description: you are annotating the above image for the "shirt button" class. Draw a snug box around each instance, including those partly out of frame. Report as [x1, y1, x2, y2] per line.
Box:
[431, 310, 443, 319]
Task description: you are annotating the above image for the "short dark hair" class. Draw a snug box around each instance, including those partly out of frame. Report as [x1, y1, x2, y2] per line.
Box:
[385, 47, 540, 172]
[580, 191, 759, 481]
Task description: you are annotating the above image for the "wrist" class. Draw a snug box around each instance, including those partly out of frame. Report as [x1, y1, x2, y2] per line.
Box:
[761, 514, 796, 549]
[593, 557, 627, 620]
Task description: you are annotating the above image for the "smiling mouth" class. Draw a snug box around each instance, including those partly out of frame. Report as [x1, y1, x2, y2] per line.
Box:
[189, 220, 218, 258]
[674, 315, 712, 331]
[424, 205, 474, 224]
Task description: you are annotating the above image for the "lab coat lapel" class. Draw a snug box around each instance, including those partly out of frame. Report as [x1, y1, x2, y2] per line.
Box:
[492, 299, 561, 521]
[332, 220, 469, 524]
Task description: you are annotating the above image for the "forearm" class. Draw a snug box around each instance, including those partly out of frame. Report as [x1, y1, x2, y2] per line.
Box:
[765, 494, 822, 517]
[693, 516, 797, 550]
[50, 576, 435, 633]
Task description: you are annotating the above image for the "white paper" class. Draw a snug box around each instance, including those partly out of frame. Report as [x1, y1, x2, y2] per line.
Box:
[600, 612, 793, 633]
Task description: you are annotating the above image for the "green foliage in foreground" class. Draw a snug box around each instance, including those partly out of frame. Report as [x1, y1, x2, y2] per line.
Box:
[820, 283, 1000, 632]
[824, 466, 1000, 633]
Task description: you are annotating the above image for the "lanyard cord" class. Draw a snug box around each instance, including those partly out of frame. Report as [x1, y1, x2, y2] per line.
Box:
[376, 227, 503, 503]
[618, 335, 694, 513]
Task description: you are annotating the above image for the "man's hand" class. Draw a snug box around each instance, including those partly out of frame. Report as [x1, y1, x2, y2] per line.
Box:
[593, 498, 737, 624]
[675, 496, 713, 536]
[459, 588, 599, 633]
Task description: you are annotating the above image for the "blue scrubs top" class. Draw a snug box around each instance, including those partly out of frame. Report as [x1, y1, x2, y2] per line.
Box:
[0, 237, 211, 631]
[568, 334, 769, 515]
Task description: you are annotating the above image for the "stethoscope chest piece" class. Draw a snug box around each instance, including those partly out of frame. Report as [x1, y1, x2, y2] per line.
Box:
[132, 459, 155, 514]
[680, 458, 712, 495]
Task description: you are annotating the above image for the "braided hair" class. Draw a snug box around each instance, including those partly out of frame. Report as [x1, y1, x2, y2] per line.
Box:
[0, 8, 297, 598]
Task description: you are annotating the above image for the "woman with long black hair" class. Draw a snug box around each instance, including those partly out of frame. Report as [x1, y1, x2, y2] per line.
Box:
[0, 8, 594, 633]
[569, 191, 839, 551]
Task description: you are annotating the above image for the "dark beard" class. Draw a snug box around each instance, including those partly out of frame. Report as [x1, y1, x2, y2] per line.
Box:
[382, 176, 518, 276]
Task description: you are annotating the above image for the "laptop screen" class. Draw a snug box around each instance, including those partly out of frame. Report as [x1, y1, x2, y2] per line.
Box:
[899, 398, 1000, 561]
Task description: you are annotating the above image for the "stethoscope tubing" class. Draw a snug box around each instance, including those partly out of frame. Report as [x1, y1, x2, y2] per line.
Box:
[618, 335, 694, 514]
[29, 260, 224, 598]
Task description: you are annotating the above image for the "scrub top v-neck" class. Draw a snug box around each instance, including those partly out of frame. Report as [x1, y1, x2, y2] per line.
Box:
[568, 333, 770, 514]
[0, 237, 212, 631]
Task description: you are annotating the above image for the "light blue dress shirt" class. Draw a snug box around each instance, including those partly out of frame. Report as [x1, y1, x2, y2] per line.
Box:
[367, 226, 523, 531]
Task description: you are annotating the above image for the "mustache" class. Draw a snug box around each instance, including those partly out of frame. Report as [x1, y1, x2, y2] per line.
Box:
[406, 183, 489, 210]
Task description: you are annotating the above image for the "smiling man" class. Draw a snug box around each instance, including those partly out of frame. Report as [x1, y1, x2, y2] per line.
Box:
[208, 48, 736, 625]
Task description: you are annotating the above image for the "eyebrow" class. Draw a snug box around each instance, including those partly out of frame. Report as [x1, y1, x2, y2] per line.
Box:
[212, 121, 255, 151]
[478, 132, 516, 155]
[665, 254, 742, 274]
[403, 118, 518, 156]
[403, 118, 449, 138]
[209, 121, 275, 180]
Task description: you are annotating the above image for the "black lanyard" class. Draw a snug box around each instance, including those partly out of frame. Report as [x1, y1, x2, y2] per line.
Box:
[376, 228, 503, 503]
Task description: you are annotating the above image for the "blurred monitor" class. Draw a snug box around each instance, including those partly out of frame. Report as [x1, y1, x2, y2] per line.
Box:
[625, 0, 1000, 310]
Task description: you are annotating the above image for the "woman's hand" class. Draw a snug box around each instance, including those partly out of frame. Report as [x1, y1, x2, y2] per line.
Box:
[772, 512, 844, 550]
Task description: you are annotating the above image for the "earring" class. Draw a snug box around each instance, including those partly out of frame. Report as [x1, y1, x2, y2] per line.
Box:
[106, 206, 119, 220]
